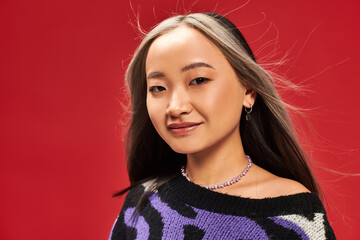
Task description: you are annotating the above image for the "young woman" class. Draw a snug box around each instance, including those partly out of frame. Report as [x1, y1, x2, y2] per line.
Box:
[109, 12, 336, 239]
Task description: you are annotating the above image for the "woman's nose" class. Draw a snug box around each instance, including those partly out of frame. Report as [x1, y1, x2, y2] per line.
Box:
[165, 92, 192, 117]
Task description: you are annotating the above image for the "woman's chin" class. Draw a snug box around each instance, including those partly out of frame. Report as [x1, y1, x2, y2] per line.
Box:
[169, 145, 202, 155]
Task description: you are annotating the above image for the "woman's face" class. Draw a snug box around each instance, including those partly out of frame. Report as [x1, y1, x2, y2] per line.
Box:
[145, 26, 254, 154]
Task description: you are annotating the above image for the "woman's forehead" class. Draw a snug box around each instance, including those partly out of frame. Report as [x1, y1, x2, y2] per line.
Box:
[145, 26, 226, 72]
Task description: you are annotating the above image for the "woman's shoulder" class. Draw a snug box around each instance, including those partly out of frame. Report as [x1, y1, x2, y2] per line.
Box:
[225, 164, 310, 199]
[130, 178, 156, 192]
[270, 175, 311, 195]
[254, 166, 311, 198]
[120, 179, 156, 206]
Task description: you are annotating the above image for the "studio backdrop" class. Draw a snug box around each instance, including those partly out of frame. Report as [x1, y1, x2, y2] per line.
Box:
[0, 0, 359, 239]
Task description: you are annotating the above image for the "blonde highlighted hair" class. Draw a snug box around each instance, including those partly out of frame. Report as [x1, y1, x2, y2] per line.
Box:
[115, 13, 319, 214]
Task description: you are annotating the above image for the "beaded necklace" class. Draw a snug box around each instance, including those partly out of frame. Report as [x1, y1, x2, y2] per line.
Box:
[180, 155, 252, 190]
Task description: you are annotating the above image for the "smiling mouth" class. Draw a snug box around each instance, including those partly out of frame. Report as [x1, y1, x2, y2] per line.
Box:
[168, 123, 202, 135]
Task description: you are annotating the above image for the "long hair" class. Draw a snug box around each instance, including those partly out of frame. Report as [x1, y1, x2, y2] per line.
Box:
[114, 12, 320, 214]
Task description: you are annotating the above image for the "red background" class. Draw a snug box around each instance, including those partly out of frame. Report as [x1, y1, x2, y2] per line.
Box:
[1, 0, 359, 239]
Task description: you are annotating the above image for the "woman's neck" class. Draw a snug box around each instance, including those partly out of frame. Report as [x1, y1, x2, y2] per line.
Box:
[185, 130, 248, 187]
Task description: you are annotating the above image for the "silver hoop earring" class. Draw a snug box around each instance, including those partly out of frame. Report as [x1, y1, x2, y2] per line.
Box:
[244, 104, 252, 121]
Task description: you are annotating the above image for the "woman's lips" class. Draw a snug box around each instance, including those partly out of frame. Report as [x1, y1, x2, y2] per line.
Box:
[167, 122, 202, 135]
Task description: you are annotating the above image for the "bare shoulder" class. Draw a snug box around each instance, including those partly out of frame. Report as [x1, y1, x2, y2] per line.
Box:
[227, 164, 311, 199]
[271, 176, 311, 195]
[254, 164, 310, 197]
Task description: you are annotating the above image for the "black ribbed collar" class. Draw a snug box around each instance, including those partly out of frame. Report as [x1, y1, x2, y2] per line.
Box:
[159, 174, 325, 217]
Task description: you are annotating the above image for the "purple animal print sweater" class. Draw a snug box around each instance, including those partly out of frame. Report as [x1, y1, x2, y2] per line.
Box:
[109, 174, 335, 239]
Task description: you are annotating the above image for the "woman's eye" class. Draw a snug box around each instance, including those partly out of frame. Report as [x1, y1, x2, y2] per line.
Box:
[190, 77, 208, 85]
[149, 86, 166, 92]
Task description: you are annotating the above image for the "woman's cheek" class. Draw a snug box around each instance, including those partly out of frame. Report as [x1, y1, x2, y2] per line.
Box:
[147, 100, 165, 133]
[204, 84, 228, 114]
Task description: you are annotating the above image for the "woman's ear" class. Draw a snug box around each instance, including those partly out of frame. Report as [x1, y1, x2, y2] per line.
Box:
[243, 89, 256, 108]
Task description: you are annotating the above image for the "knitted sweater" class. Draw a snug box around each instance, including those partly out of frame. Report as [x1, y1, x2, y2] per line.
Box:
[109, 174, 335, 239]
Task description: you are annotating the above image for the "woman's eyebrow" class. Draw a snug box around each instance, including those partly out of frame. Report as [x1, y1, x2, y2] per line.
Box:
[147, 72, 165, 80]
[147, 62, 215, 80]
[181, 62, 215, 72]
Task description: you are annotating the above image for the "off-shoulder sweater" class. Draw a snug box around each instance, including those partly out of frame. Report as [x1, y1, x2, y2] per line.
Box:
[109, 174, 335, 239]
